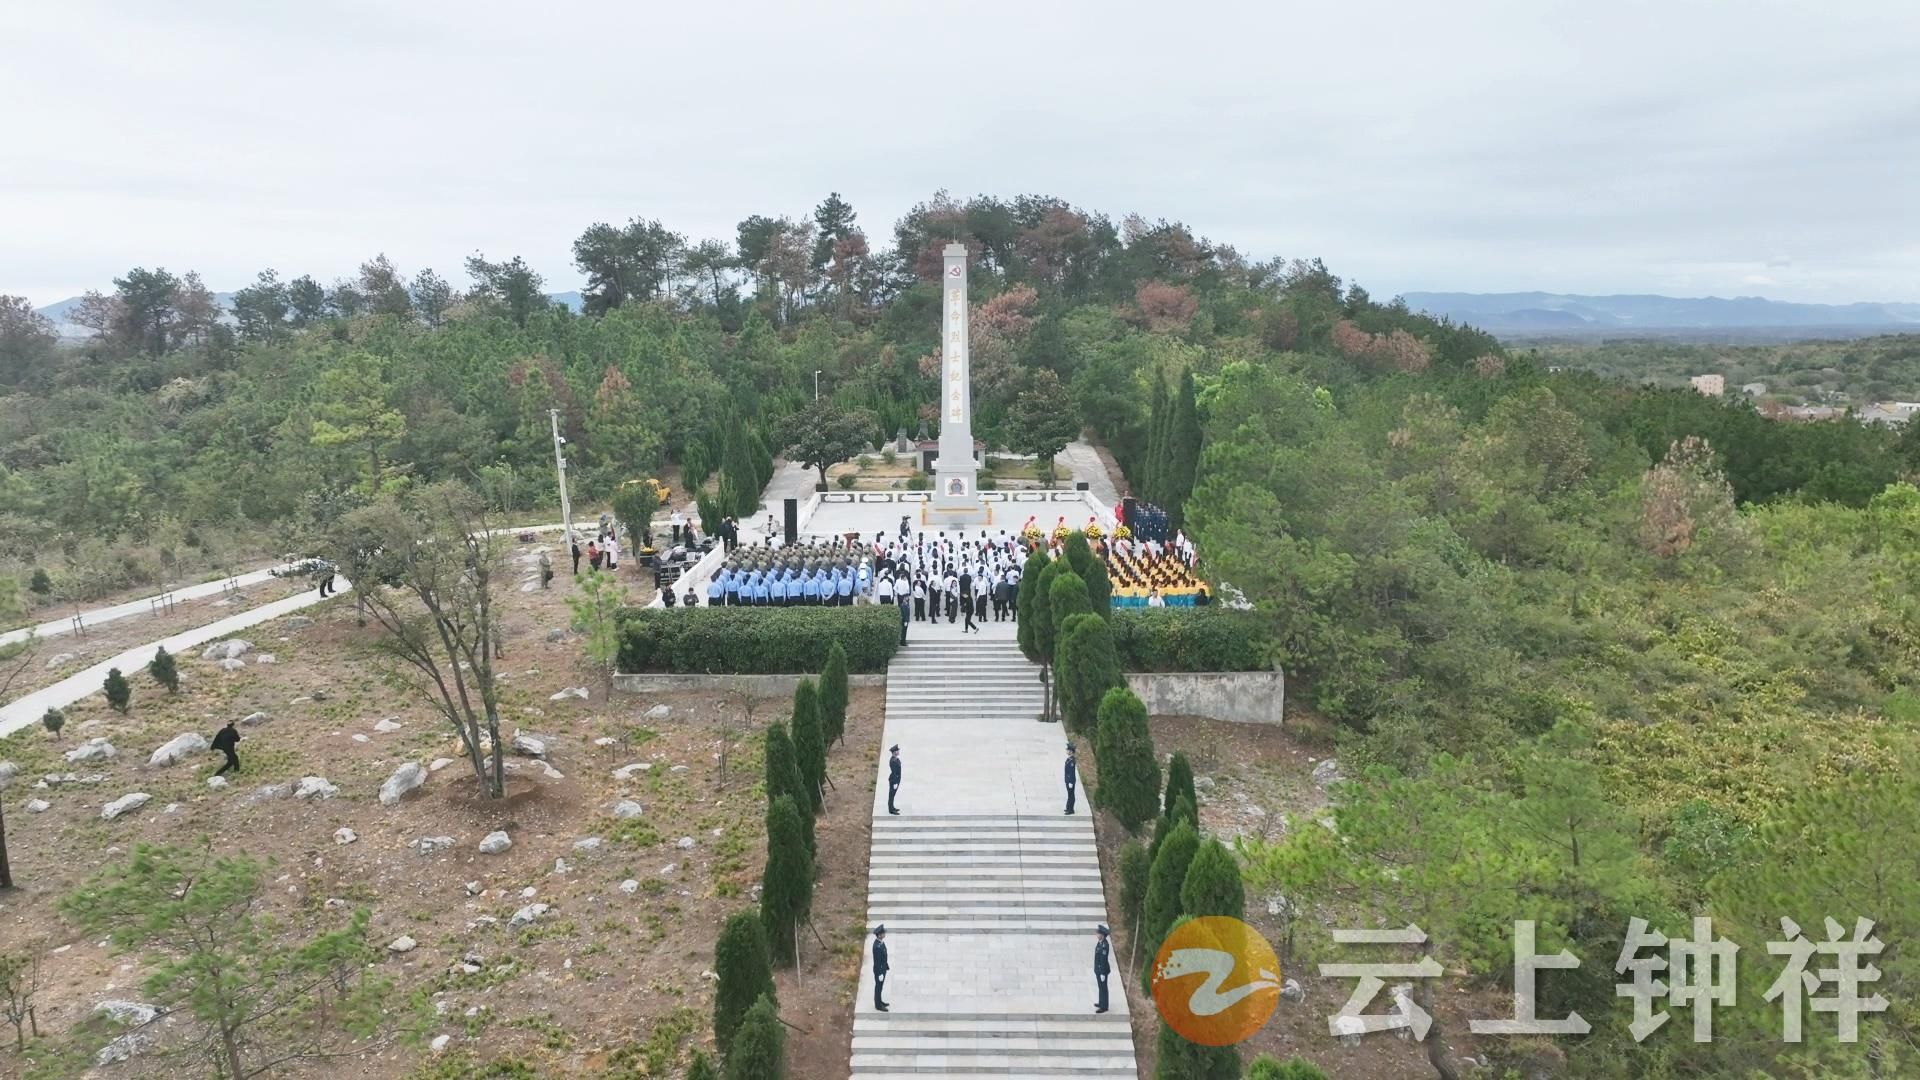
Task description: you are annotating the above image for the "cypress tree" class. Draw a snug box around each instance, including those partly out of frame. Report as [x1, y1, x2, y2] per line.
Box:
[790, 679, 827, 812]
[146, 645, 180, 694]
[713, 911, 776, 1055]
[1247, 1055, 1328, 1080]
[724, 993, 785, 1080]
[1141, 819, 1199, 976]
[103, 667, 131, 713]
[1015, 547, 1051, 664]
[1155, 1009, 1241, 1080]
[1118, 840, 1152, 932]
[1180, 838, 1246, 919]
[764, 725, 813, 856]
[1143, 376, 1170, 504]
[1151, 794, 1197, 863]
[1093, 687, 1160, 832]
[819, 643, 849, 747]
[760, 795, 814, 966]
[1085, 557, 1113, 619]
[748, 428, 774, 490]
[1062, 530, 1093, 577]
[1048, 568, 1090, 626]
[687, 1050, 721, 1080]
[1166, 368, 1203, 528]
[1164, 752, 1198, 822]
[1058, 615, 1124, 736]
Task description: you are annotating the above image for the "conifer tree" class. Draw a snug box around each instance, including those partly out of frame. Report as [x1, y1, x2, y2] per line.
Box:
[1150, 793, 1198, 862]
[764, 725, 813, 856]
[819, 642, 850, 747]
[686, 1050, 720, 1080]
[1118, 841, 1152, 933]
[1063, 530, 1093, 577]
[1155, 1004, 1241, 1080]
[1093, 687, 1160, 832]
[1016, 546, 1051, 664]
[790, 679, 827, 812]
[1141, 819, 1200, 977]
[713, 911, 776, 1055]
[1164, 752, 1198, 822]
[760, 795, 814, 966]
[103, 667, 131, 713]
[1059, 616, 1126, 737]
[1085, 557, 1113, 619]
[1049, 567, 1090, 625]
[147, 645, 180, 694]
[1166, 367, 1203, 528]
[1180, 838, 1246, 919]
[724, 993, 785, 1080]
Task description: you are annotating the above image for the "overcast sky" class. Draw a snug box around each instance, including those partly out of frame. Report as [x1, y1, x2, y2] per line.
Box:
[6, 0, 1918, 307]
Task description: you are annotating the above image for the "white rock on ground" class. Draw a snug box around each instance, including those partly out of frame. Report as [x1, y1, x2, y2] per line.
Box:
[65, 738, 116, 763]
[334, 827, 358, 845]
[592, 736, 617, 747]
[373, 717, 403, 733]
[538, 762, 564, 780]
[0, 761, 16, 788]
[1311, 758, 1342, 786]
[95, 1032, 152, 1067]
[351, 734, 370, 743]
[379, 762, 427, 806]
[101, 793, 151, 820]
[551, 858, 571, 874]
[619, 879, 639, 894]
[295, 776, 339, 800]
[676, 836, 695, 850]
[645, 704, 671, 720]
[201, 639, 253, 661]
[206, 775, 229, 789]
[431, 1034, 452, 1052]
[239, 711, 269, 725]
[254, 653, 276, 664]
[388, 936, 417, 953]
[245, 783, 288, 803]
[94, 1000, 159, 1026]
[508, 903, 549, 928]
[464, 881, 481, 895]
[520, 886, 537, 899]
[611, 800, 643, 819]
[413, 835, 456, 855]
[478, 830, 512, 854]
[25, 798, 50, 812]
[46, 652, 77, 668]
[549, 687, 589, 701]
[510, 733, 546, 756]
[145, 730, 210, 764]
[612, 763, 651, 780]
[428, 757, 455, 772]
[572, 837, 603, 852]
[218, 658, 247, 672]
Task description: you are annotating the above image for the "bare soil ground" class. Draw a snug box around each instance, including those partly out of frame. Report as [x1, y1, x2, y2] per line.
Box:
[1080, 713, 1506, 1080]
[0, 539, 875, 1078]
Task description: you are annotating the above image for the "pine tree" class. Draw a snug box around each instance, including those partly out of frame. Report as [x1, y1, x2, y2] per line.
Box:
[41, 706, 65, 738]
[760, 795, 814, 967]
[1019, 555, 1063, 722]
[1062, 530, 1093, 577]
[1155, 1011, 1241, 1080]
[819, 642, 850, 747]
[146, 645, 180, 694]
[1118, 841, 1152, 933]
[1164, 752, 1198, 822]
[1166, 368, 1203, 528]
[723, 993, 785, 1080]
[1015, 547, 1051, 665]
[747, 429, 774, 490]
[1049, 568, 1090, 626]
[103, 667, 131, 713]
[1180, 838, 1246, 919]
[1150, 794, 1197, 863]
[1142, 376, 1170, 504]
[790, 679, 827, 812]
[713, 911, 777, 1055]
[764, 725, 814, 856]
[1085, 557, 1113, 619]
[1141, 819, 1200, 976]
[1093, 687, 1160, 832]
[1059, 616, 1126, 737]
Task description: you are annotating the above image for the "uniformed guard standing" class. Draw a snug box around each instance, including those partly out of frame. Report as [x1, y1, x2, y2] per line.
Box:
[887, 745, 902, 815]
[872, 925, 891, 1011]
[1094, 925, 1111, 1013]
[1064, 743, 1077, 815]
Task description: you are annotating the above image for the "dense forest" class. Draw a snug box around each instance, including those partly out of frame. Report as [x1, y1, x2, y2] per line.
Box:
[1529, 333, 1920, 406]
[4, 191, 1919, 1075]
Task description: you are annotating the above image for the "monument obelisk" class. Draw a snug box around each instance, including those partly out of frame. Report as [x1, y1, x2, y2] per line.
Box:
[930, 241, 985, 523]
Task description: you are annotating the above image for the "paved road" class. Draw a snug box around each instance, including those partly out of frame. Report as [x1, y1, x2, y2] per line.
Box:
[0, 563, 306, 649]
[1054, 439, 1122, 506]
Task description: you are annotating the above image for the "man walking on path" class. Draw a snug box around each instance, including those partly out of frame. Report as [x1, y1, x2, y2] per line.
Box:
[211, 719, 242, 776]
[317, 563, 336, 597]
[1064, 743, 1077, 815]
[886, 745, 902, 815]
[1094, 925, 1111, 1013]
[872, 926, 891, 1011]
[570, 534, 582, 575]
[897, 592, 910, 646]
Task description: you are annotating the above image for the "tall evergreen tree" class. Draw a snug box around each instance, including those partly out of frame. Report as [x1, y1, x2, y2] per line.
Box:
[760, 795, 814, 966]
[1085, 557, 1113, 619]
[1155, 1010, 1241, 1080]
[1151, 794, 1198, 862]
[1058, 614, 1124, 736]
[1180, 838, 1246, 919]
[790, 678, 827, 812]
[1166, 368, 1203, 527]
[1164, 752, 1198, 822]
[1141, 819, 1200, 978]
[1142, 376, 1170, 504]
[1049, 567, 1091, 626]
[1015, 546, 1051, 664]
[1062, 530, 1094, 577]
[1093, 687, 1160, 832]
[764, 725, 814, 856]
[713, 911, 776, 1055]
[819, 643, 850, 747]
[724, 994, 785, 1080]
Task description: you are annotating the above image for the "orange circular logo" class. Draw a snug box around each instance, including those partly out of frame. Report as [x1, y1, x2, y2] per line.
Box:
[1150, 916, 1282, 1046]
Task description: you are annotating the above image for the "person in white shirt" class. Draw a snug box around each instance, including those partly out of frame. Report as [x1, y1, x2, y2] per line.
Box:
[670, 509, 687, 544]
[605, 533, 620, 571]
[1147, 588, 1166, 608]
[943, 570, 959, 622]
[877, 572, 895, 605]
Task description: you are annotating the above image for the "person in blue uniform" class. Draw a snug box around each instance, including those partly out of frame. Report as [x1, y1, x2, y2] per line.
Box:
[1094, 925, 1110, 1013]
[872, 925, 891, 1011]
[886, 744, 901, 815]
[1064, 743, 1077, 815]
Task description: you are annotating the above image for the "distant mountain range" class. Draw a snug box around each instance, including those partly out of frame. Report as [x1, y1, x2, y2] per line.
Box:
[32, 289, 588, 339]
[1403, 292, 1920, 337]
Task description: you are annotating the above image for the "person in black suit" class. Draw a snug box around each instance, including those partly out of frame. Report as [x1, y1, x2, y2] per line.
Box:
[1064, 743, 1077, 815]
[887, 745, 902, 815]
[872, 925, 891, 1011]
[1094, 925, 1110, 1013]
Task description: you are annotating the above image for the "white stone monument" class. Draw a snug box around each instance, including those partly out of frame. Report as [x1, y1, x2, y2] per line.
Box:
[930, 242, 988, 525]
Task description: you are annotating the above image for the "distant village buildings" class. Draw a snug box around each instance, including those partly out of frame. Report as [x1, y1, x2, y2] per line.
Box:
[1689, 373, 1726, 396]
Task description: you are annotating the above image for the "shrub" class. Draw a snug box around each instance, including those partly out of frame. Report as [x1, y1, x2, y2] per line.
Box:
[1118, 841, 1152, 932]
[763, 725, 813, 857]
[687, 1049, 720, 1080]
[147, 645, 180, 694]
[819, 643, 849, 747]
[1142, 820, 1199, 975]
[836, 473, 857, 490]
[1063, 531, 1093, 576]
[103, 667, 131, 713]
[1093, 688, 1160, 833]
[1058, 614, 1124, 736]
[976, 474, 998, 491]
[760, 796, 813, 967]
[616, 606, 899, 674]
[713, 912, 776, 1055]
[1151, 794, 1197, 862]
[790, 679, 826, 813]
[724, 994, 784, 1080]
[696, 492, 723, 536]
[29, 567, 52, 595]
[1155, 1012, 1240, 1079]
[906, 470, 930, 491]
[1180, 838, 1245, 919]
[880, 447, 896, 466]
[1085, 558, 1112, 618]
[1247, 1054, 1328, 1080]
[1049, 568, 1090, 626]
[42, 707, 65, 738]
[1110, 610, 1270, 672]
[1164, 752, 1198, 820]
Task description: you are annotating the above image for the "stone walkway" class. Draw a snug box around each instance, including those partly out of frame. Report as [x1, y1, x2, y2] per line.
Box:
[0, 563, 305, 650]
[1054, 439, 1122, 507]
[851, 634, 1138, 1077]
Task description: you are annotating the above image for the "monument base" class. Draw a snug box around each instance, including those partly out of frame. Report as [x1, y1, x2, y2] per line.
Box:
[927, 463, 990, 529]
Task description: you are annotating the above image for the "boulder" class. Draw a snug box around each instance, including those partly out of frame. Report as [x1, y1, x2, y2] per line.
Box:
[373, 718, 403, 733]
[538, 762, 565, 780]
[611, 800, 644, 820]
[334, 827, 358, 845]
[645, 704, 671, 721]
[64, 738, 116, 764]
[379, 762, 427, 806]
[545, 628, 568, 643]
[94, 1000, 159, 1026]
[163, 803, 181, 814]
[95, 1032, 153, 1067]
[1311, 758, 1342, 786]
[676, 836, 695, 850]
[549, 687, 589, 701]
[239, 711, 269, 725]
[205, 776, 229, 790]
[429, 757, 455, 772]
[25, 798, 50, 813]
[508, 902, 549, 928]
[464, 881, 481, 896]
[201, 639, 254, 662]
[245, 783, 289, 803]
[295, 776, 339, 800]
[218, 658, 247, 672]
[571, 837, 603, 852]
[45, 652, 77, 669]
[551, 858, 571, 875]
[388, 936, 417, 954]
[254, 653, 276, 664]
[148, 732, 210, 768]
[510, 733, 546, 757]
[478, 830, 512, 855]
[619, 879, 639, 895]
[612, 763, 652, 781]
[0, 761, 15, 788]
[351, 734, 370, 743]
[431, 1034, 452, 1053]
[101, 792, 152, 820]
[413, 836, 456, 855]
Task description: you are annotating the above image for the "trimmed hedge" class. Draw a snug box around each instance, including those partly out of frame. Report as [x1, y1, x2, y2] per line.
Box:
[1110, 609, 1270, 672]
[617, 606, 900, 674]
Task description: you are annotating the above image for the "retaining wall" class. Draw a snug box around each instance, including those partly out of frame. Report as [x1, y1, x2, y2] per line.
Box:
[1125, 670, 1286, 727]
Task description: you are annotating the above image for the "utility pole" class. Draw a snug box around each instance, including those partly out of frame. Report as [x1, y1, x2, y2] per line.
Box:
[550, 409, 573, 546]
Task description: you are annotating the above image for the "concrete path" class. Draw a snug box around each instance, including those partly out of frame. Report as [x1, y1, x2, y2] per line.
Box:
[1055, 439, 1122, 506]
[852, 636, 1138, 1077]
[0, 563, 305, 649]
